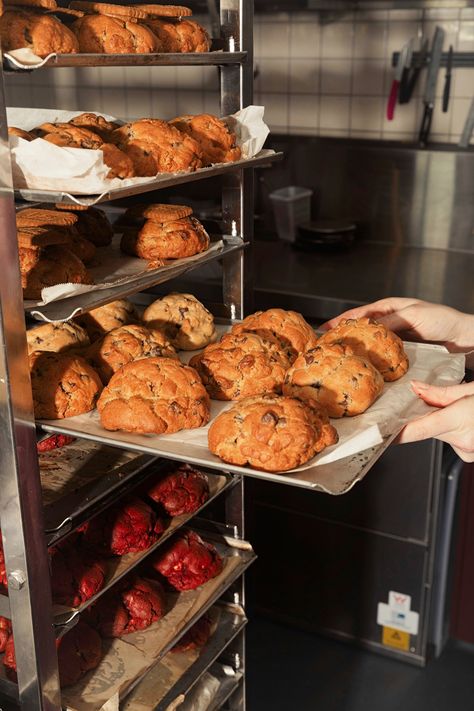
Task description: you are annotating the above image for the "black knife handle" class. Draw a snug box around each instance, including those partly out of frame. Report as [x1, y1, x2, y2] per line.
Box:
[398, 67, 411, 104]
[419, 105, 433, 146]
[443, 74, 451, 112]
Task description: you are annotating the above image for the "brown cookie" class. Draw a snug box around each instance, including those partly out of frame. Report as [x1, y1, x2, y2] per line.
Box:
[85, 323, 177, 383]
[68, 230, 96, 264]
[5, 0, 57, 9]
[47, 6, 84, 19]
[71, 13, 159, 53]
[140, 203, 193, 222]
[283, 343, 384, 418]
[97, 356, 210, 434]
[16, 207, 78, 229]
[136, 4, 192, 17]
[190, 331, 292, 401]
[121, 216, 209, 260]
[169, 113, 240, 165]
[142, 293, 215, 351]
[19, 245, 93, 300]
[68, 113, 120, 141]
[317, 317, 409, 382]
[38, 123, 104, 149]
[173, 18, 210, 52]
[141, 17, 181, 52]
[232, 309, 319, 363]
[29, 350, 103, 419]
[208, 394, 339, 473]
[69, 1, 148, 19]
[74, 207, 114, 247]
[27, 321, 90, 355]
[0, 10, 79, 57]
[75, 299, 139, 342]
[8, 127, 34, 141]
[17, 226, 73, 248]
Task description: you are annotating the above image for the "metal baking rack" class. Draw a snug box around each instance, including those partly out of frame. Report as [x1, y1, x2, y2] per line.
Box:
[0, 1, 253, 708]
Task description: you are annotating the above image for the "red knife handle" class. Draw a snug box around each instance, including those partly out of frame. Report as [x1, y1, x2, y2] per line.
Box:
[387, 79, 399, 121]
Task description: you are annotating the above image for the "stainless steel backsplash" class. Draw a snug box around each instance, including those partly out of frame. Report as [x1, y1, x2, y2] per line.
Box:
[258, 136, 474, 253]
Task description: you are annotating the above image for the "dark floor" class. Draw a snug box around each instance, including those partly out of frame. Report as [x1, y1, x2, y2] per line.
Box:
[246, 617, 474, 711]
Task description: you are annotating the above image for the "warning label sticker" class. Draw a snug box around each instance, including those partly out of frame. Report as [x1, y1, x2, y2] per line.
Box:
[382, 626, 410, 651]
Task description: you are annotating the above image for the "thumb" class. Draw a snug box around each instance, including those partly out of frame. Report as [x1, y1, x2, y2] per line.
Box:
[411, 380, 474, 407]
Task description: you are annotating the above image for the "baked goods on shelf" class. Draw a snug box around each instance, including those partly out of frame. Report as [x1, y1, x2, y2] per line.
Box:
[85, 323, 177, 383]
[172, 614, 212, 652]
[208, 394, 338, 472]
[26, 320, 90, 355]
[36, 433, 75, 451]
[73, 205, 114, 246]
[75, 298, 139, 341]
[8, 127, 34, 141]
[50, 536, 106, 607]
[97, 356, 210, 434]
[0, 9, 79, 57]
[231, 308, 319, 362]
[283, 343, 384, 418]
[143, 17, 210, 53]
[121, 214, 210, 261]
[19, 244, 93, 299]
[88, 576, 167, 636]
[317, 317, 409, 382]
[142, 292, 216, 350]
[189, 331, 292, 401]
[71, 12, 160, 54]
[29, 350, 103, 418]
[69, 1, 149, 19]
[150, 530, 223, 591]
[68, 112, 119, 142]
[0, 618, 12, 654]
[145, 463, 209, 516]
[169, 113, 240, 165]
[135, 4, 192, 17]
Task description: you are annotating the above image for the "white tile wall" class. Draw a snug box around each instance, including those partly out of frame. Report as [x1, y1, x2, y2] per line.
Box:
[3, 9, 474, 144]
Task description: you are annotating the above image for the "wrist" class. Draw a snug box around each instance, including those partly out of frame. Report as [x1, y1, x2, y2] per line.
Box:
[453, 312, 474, 369]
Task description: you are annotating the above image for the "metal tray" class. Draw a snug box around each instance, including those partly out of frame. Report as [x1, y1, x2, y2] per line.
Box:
[15, 150, 282, 207]
[205, 665, 243, 711]
[122, 603, 246, 711]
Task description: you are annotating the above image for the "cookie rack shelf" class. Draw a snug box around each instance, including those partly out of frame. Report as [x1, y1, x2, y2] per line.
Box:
[0, 0, 254, 709]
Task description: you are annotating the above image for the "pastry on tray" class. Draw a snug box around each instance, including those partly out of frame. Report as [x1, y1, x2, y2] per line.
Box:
[172, 614, 212, 652]
[97, 356, 210, 434]
[208, 394, 338, 472]
[135, 4, 192, 17]
[283, 343, 384, 418]
[123, 202, 193, 224]
[142, 292, 216, 351]
[26, 320, 90, 355]
[71, 12, 159, 53]
[143, 17, 210, 53]
[169, 113, 240, 165]
[29, 350, 103, 419]
[68, 112, 120, 142]
[317, 317, 409, 382]
[231, 308, 319, 363]
[85, 323, 177, 383]
[189, 331, 292, 401]
[19, 244, 93, 300]
[145, 462, 209, 516]
[150, 530, 223, 591]
[69, 0, 149, 19]
[8, 126, 34, 141]
[75, 298, 139, 342]
[50, 536, 107, 607]
[0, 9, 79, 57]
[73, 205, 114, 246]
[120, 215, 209, 260]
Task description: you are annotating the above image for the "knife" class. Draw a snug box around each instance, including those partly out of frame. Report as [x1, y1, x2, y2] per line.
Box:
[399, 38, 429, 104]
[387, 43, 410, 120]
[442, 45, 453, 113]
[419, 26, 445, 146]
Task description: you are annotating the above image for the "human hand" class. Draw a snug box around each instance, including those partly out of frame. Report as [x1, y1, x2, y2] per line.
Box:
[397, 380, 474, 462]
[321, 297, 474, 368]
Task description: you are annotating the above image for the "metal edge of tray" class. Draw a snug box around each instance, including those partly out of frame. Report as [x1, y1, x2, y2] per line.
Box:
[4, 51, 247, 71]
[52, 475, 241, 630]
[122, 604, 247, 711]
[206, 666, 244, 711]
[26, 239, 247, 322]
[14, 151, 283, 207]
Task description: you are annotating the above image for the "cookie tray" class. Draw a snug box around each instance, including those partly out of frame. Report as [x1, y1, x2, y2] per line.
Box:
[15, 150, 282, 207]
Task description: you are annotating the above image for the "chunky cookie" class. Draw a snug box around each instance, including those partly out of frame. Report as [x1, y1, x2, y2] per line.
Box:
[143, 17, 210, 53]
[97, 357, 210, 434]
[317, 317, 409, 382]
[190, 331, 291, 400]
[75, 299, 139, 342]
[73, 206, 114, 247]
[29, 351, 103, 419]
[283, 343, 384, 417]
[68, 113, 120, 142]
[16, 207, 78, 229]
[86, 323, 177, 383]
[169, 113, 240, 165]
[232, 308, 319, 363]
[136, 4, 192, 17]
[120, 215, 209, 260]
[71, 13, 158, 53]
[27, 321, 90, 355]
[142, 293, 216, 350]
[19, 245, 93, 300]
[208, 394, 338, 473]
[0, 9, 79, 57]
[69, 1, 149, 19]
[8, 127, 34, 141]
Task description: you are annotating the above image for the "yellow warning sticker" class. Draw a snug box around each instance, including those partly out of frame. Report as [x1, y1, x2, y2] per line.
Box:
[382, 626, 410, 651]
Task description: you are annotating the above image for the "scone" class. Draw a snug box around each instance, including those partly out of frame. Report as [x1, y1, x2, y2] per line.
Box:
[111, 119, 203, 176]
[68, 113, 120, 142]
[74, 207, 114, 247]
[86, 323, 177, 383]
[143, 18, 210, 53]
[16, 207, 78, 230]
[189, 332, 292, 400]
[71, 13, 159, 53]
[283, 343, 384, 418]
[19, 245, 93, 300]
[232, 308, 319, 362]
[29, 351, 103, 419]
[27, 321, 90, 355]
[120, 216, 209, 260]
[97, 356, 210, 434]
[75, 299, 139, 342]
[142, 293, 215, 350]
[208, 394, 338, 473]
[317, 317, 409, 382]
[169, 114, 240, 166]
[0, 9, 79, 57]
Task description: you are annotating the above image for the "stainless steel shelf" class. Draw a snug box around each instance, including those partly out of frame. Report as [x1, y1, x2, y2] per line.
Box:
[15, 151, 282, 207]
[122, 604, 246, 711]
[4, 51, 247, 72]
[27, 240, 246, 323]
[207, 666, 243, 711]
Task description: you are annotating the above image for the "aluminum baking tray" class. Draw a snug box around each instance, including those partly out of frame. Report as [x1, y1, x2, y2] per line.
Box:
[205, 666, 243, 711]
[15, 150, 282, 207]
[3, 50, 247, 71]
[122, 603, 246, 711]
